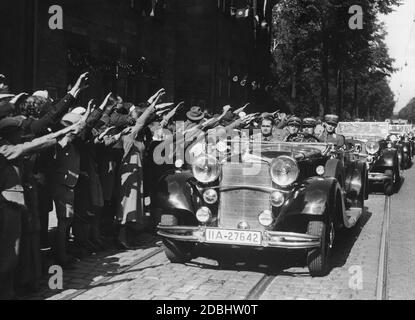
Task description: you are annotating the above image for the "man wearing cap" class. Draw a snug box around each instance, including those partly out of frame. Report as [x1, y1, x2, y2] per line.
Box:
[284, 116, 305, 142]
[49, 94, 117, 263]
[319, 114, 345, 147]
[302, 117, 321, 142]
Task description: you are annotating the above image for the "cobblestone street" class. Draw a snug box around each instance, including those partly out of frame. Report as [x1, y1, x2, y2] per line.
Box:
[24, 173, 409, 300]
[388, 165, 415, 300]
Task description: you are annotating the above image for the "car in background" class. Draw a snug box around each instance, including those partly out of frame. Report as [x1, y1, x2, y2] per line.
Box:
[388, 124, 413, 169]
[337, 122, 400, 196]
[154, 138, 367, 277]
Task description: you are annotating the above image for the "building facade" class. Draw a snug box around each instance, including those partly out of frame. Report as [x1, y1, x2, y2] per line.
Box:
[0, 0, 275, 112]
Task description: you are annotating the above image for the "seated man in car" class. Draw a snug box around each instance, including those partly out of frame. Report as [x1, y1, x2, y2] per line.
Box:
[302, 117, 321, 142]
[318, 114, 345, 148]
[259, 115, 277, 142]
[284, 117, 305, 142]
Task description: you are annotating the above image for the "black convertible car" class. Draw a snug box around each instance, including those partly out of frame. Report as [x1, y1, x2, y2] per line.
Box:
[388, 124, 413, 170]
[154, 138, 367, 277]
[337, 122, 401, 195]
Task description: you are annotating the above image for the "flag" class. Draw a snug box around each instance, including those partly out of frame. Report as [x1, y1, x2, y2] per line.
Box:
[236, 7, 250, 18]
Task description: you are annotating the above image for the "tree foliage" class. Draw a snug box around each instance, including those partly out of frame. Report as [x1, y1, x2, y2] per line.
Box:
[398, 98, 415, 123]
[270, 0, 401, 120]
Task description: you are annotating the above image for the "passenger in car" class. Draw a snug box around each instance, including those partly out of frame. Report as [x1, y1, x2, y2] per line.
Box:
[319, 114, 346, 147]
[284, 117, 305, 142]
[302, 118, 321, 142]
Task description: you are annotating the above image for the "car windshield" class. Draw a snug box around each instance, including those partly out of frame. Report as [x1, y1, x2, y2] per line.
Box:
[337, 122, 389, 140]
[226, 140, 331, 160]
[389, 125, 412, 135]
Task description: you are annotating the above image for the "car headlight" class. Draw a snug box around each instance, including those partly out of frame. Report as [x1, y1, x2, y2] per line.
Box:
[203, 189, 218, 204]
[270, 191, 285, 207]
[196, 207, 212, 223]
[366, 141, 380, 155]
[192, 155, 221, 184]
[270, 156, 299, 187]
[258, 210, 273, 227]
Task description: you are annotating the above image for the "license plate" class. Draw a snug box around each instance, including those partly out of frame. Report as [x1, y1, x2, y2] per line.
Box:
[205, 229, 262, 246]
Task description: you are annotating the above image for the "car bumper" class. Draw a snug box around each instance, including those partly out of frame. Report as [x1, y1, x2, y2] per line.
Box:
[157, 225, 321, 249]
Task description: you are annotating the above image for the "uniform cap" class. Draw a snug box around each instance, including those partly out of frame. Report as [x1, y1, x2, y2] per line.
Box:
[303, 117, 317, 127]
[324, 114, 340, 125]
[287, 116, 302, 126]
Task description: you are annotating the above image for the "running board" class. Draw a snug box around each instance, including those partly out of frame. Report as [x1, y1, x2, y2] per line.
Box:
[344, 208, 363, 228]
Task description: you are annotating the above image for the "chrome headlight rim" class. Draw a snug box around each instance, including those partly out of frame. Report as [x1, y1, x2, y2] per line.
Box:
[203, 189, 218, 204]
[269, 155, 299, 188]
[192, 154, 221, 184]
[258, 210, 274, 227]
[196, 206, 212, 224]
[365, 141, 380, 155]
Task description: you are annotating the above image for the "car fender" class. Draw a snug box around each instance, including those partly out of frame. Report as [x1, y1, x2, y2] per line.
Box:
[153, 170, 200, 215]
[376, 148, 398, 168]
[344, 160, 367, 207]
[280, 177, 341, 221]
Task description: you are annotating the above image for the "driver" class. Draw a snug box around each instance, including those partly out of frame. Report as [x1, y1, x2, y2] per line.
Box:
[284, 117, 304, 142]
[302, 117, 321, 142]
[319, 114, 345, 147]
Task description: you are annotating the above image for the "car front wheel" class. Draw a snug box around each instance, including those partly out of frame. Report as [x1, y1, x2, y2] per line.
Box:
[162, 239, 195, 264]
[307, 220, 333, 277]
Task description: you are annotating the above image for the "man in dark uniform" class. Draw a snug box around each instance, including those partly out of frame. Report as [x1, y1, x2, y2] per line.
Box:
[302, 117, 321, 142]
[318, 114, 345, 147]
[284, 117, 305, 142]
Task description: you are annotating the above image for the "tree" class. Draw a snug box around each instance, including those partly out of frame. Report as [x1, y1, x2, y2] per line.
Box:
[270, 0, 400, 120]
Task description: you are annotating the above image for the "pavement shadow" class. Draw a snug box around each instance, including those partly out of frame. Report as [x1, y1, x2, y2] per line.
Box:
[190, 246, 308, 276]
[20, 235, 160, 300]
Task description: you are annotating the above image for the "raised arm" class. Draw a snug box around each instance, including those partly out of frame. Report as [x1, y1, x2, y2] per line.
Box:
[26, 73, 89, 135]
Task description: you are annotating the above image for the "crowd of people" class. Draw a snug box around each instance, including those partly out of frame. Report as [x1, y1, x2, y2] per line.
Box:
[0, 71, 345, 299]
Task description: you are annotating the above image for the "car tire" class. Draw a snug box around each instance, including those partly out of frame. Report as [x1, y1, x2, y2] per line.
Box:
[307, 220, 332, 277]
[162, 239, 194, 264]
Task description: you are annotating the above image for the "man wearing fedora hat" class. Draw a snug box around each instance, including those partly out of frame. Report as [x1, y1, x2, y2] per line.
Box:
[319, 114, 345, 147]
[185, 106, 205, 131]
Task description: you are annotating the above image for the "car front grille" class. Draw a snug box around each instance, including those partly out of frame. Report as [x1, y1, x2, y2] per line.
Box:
[218, 162, 272, 230]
